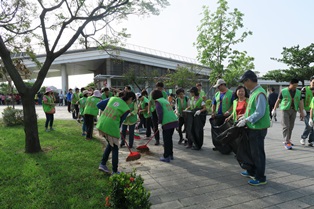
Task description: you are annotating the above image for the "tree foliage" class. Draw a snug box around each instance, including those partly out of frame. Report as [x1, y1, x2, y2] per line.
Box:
[163, 65, 201, 89]
[0, 0, 169, 153]
[263, 44, 314, 86]
[195, 0, 253, 86]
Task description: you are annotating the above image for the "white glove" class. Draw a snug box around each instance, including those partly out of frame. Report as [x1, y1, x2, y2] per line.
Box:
[238, 115, 245, 121]
[158, 124, 162, 130]
[309, 119, 313, 127]
[194, 110, 201, 117]
[236, 119, 247, 127]
[271, 109, 276, 117]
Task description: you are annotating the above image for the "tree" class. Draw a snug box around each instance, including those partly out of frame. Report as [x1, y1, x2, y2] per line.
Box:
[263, 44, 314, 86]
[194, 0, 253, 86]
[0, 0, 169, 153]
[163, 65, 202, 89]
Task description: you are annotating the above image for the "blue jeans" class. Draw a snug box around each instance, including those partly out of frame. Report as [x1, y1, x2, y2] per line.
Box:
[301, 112, 314, 143]
[121, 124, 135, 148]
[246, 129, 267, 182]
[101, 143, 119, 173]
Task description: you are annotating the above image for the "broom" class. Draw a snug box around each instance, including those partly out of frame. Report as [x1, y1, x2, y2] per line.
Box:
[136, 130, 159, 152]
[122, 135, 141, 162]
[134, 132, 141, 140]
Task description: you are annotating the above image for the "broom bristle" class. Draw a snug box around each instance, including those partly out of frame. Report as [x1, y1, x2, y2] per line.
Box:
[134, 135, 141, 140]
[136, 145, 150, 152]
[126, 152, 141, 161]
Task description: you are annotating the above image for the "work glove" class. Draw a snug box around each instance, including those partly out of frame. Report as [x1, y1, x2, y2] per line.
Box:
[158, 124, 162, 131]
[236, 118, 247, 127]
[271, 109, 276, 117]
[237, 115, 245, 121]
[309, 118, 313, 127]
[194, 110, 201, 117]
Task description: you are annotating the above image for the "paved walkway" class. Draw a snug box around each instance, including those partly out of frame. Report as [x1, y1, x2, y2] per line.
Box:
[1, 105, 314, 208]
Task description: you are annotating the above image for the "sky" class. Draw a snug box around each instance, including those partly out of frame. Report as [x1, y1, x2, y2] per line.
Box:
[42, 0, 314, 89]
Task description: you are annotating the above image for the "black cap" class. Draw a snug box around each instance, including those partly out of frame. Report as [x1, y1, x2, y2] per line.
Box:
[238, 70, 257, 83]
[189, 86, 198, 93]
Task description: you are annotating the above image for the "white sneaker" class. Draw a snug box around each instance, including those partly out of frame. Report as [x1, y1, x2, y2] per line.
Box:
[308, 142, 313, 147]
[300, 139, 305, 145]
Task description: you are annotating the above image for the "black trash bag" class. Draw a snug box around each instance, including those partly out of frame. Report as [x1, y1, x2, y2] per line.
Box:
[209, 115, 233, 154]
[216, 125, 243, 154]
[236, 129, 254, 170]
[183, 109, 207, 149]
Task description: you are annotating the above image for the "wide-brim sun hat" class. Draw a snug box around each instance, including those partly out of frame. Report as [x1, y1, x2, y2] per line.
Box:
[45, 87, 53, 94]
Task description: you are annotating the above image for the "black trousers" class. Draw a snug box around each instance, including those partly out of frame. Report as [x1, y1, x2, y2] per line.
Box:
[152, 110, 160, 141]
[145, 117, 153, 137]
[84, 114, 95, 139]
[178, 116, 186, 141]
[163, 128, 174, 158]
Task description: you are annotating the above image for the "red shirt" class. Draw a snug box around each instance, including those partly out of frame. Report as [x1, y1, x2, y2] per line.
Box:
[236, 100, 247, 116]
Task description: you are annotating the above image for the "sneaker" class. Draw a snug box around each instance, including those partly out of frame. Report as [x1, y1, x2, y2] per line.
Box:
[300, 139, 305, 145]
[155, 141, 160, 146]
[111, 171, 120, 175]
[241, 171, 255, 179]
[248, 179, 267, 186]
[284, 143, 292, 150]
[45, 129, 50, 132]
[98, 164, 111, 174]
[82, 133, 86, 136]
[170, 155, 174, 160]
[308, 142, 313, 147]
[178, 138, 183, 145]
[50, 128, 54, 131]
[160, 156, 171, 163]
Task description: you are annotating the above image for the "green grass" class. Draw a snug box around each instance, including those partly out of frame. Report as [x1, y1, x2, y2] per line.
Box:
[0, 120, 110, 209]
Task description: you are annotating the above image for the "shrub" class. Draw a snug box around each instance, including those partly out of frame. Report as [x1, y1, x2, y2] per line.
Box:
[2, 107, 24, 126]
[105, 170, 151, 209]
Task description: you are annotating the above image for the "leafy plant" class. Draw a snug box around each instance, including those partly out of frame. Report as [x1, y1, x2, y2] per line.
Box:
[105, 170, 151, 209]
[2, 106, 24, 126]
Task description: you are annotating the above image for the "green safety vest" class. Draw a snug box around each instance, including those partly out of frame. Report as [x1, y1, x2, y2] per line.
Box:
[101, 92, 113, 100]
[200, 90, 206, 97]
[232, 98, 248, 121]
[279, 88, 301, 111]
[96, 97, 130, 138]
[42, 95, 54, 113]
[71, 93, 80, 104]
[156, 98, 178, 126]
[215, 89, 233, 113]
[245, 86, 270, 129]
[123, 102, 138, 125]
[304, 86, 313, 111]
[78, 97, 87, 115]
[140, 96, 151, 118]
[83, 96, 101, 116]
[177, 96, 188, 115]
[190, 96, 203, 109]
[149, 90, 168, 112]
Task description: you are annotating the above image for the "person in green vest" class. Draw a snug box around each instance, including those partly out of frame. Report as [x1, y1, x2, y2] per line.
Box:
[138, 90, 153, 139]
[211, 79, 233, 118]
[101, 87, 113, 100]
[79, 87, 85, 98]
[300, 76, 314, 146]
[83, 90, 102, 140]
[97, 91, 134, 174]
[185, 86, 207, 150]
[307, 88, 314, 147]
[225, 85, 249, 123]
[151, 89, 179, 162]
[148, 82, 168, 145]
[272, 78, 305, 150]
[77, 90, 90, 136]
[237, 70, 271, 186]
[120, 92, 138, 148]
[42, 87, 56, 132]
[71, 88, 80, 119]
[196, 83, 207, 101]
[175, 88, 189, 145]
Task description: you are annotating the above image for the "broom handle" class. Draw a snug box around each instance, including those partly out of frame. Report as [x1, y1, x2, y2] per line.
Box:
[144, 129, 160, 146]
[121, 133, 133, 154]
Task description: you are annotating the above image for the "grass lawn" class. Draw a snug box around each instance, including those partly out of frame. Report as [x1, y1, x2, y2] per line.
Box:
[0, 119, 110, 208]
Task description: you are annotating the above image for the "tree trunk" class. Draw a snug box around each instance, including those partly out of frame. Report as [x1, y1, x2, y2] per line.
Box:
[22, 92, 42, 153]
